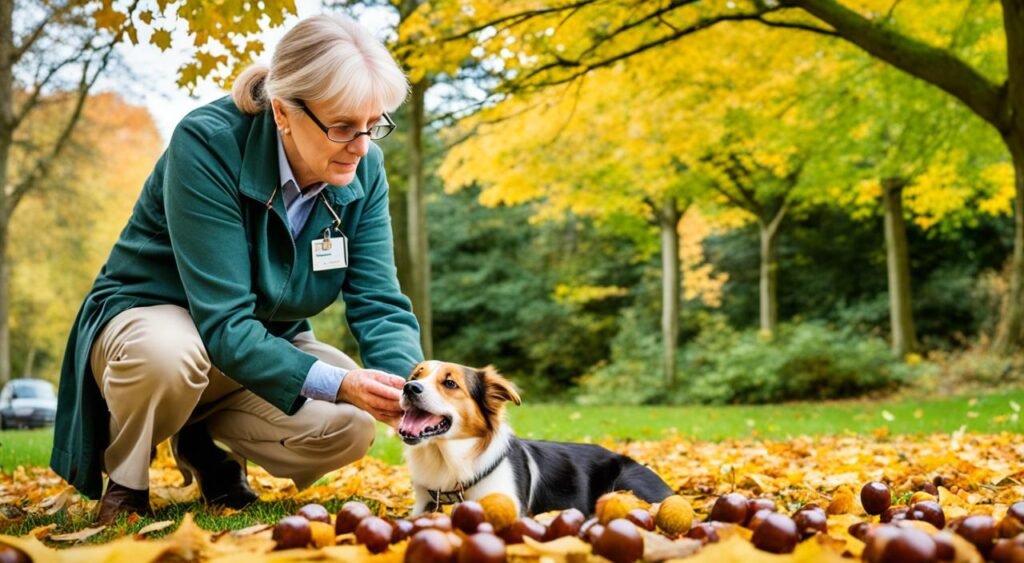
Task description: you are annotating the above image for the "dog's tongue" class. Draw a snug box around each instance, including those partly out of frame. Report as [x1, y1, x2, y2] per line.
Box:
[400, 408, 445, 437]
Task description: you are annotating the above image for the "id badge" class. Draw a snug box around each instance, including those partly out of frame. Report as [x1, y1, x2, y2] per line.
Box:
[312, 233, 348, 271]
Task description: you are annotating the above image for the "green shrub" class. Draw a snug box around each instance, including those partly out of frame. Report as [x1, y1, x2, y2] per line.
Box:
[578, 318, 921, 405]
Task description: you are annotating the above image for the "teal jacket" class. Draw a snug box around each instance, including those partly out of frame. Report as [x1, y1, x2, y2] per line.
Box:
[51, 97, 423, 498]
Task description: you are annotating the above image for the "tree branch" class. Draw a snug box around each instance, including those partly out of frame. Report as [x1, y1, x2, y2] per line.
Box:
[786, 0, 1008, 132]
[7, 38, 116, 219]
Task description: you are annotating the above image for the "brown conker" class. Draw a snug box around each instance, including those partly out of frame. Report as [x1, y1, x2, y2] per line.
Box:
[624, 508, 654, 531]
[273, 515, 313, 550]
[793, 505, 827, 539]
[593, 518, 644, 563]
[0, 545, 31, 563]
[391, 519, 414, 543]
[335, 501, 372, 534]
[355, 516, 394, 554]
[297, 503, 331, 524]
[544, 508, 586, 540]
[908, 500, 945, 530]
[861, 481, 892, 516]
[499, 517, 546, 544]
[751, 512, 799, 554]
[952, 514, 997, 556]
[457, 533, 506, 563]
[709, 492, 749, 524]
[452, 501, 487, 534]
[405, 529, 455, 563]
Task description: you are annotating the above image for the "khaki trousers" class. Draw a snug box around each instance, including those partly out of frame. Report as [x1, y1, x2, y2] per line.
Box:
[90, 304, 376, 492]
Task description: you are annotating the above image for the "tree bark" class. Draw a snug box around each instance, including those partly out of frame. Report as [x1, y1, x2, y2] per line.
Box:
[0, 0, 13, 387]
[759, 203, 788, 334]
[881, 178, 918, 357]
[994, 1, 1024, 354]
[657, 196, 681, 387]
[406, 79, 433, 358]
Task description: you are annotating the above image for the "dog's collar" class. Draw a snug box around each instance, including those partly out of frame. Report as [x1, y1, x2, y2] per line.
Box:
[426, 447, 509, 511]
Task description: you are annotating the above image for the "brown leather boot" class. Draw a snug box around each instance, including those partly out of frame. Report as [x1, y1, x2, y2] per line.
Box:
[171, 423, 259, 510]
[95, 480, 152, 525]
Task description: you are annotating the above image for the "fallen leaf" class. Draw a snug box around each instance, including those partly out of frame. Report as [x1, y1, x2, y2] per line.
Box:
[136, 520, 176, 536]
[49, 525, 106, 542]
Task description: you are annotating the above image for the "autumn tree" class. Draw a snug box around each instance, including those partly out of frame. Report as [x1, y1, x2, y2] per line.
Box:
[417, 0, 1024, 354]
[0, 0, 301, 385]
[10, 92, 162, 379]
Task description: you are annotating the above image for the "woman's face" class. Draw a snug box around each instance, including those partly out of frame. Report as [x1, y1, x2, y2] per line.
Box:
[273, 98, 383, 187]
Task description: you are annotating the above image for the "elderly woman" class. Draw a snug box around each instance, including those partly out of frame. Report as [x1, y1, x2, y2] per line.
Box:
[51, 13, 423, 524]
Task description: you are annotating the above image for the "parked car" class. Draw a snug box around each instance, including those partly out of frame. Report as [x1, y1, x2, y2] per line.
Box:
[0, 378, 57, 430]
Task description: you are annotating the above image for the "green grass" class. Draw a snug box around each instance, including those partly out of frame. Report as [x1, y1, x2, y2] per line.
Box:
[5, 387, 1024, 470]
[1, 388, 1022, 541]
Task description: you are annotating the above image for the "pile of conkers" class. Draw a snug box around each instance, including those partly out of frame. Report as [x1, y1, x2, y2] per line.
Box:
[269, 483, 1024, 563]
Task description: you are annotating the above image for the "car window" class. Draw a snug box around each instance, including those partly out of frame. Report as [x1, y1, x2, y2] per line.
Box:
[12, 381, 55, 399]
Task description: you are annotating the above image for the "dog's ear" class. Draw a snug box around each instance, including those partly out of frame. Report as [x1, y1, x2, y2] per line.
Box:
[480, 365, 521, 406]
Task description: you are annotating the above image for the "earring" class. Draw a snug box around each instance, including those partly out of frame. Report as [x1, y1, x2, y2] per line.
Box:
[282, 128, 291, 135]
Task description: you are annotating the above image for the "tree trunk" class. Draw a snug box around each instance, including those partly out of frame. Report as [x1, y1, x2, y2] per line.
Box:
[0, 0, 13, 387]
[391, 184, 413, 306]
[406, 79, 433, 359]
[882, 179, 918, 357]
[22, 345, 36, 377]
[655, 197, 679, 388]
[657, 196, 681, 387]
[759, 203, 788, 334]
[994, 134, 1024, 354]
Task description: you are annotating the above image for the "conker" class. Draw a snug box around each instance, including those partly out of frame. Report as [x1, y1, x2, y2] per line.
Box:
[880, 527, 937, 563]
[452, 501, 487, 534]
[356, 516, 394, 554]
[880, 506, 909, 523]
[583, 521, 605, 544]
[687, 522, 722, 544]
[593, 518, 644, 563]
[848, 521, 872, 541]
[999, 501, 1024, 538]
[745, 498, 776, 526]
[793, 506, 827, 539]
[335, 501, 372, 534]
[863, 525, 902, 563]
[709, 493, 748, 524]
[624, 508, 654, 531]
[751, 512, 798, 554]
[544, 508, 586, 540]
[297, 503, 331, 524]
[413, 513, 453, 534]
[476, 522, 495, 535]
[499, 517, 546, 544]
[405, 529, 455, 563]
[952, 514, 997, 556]
[932, 532, 955, 561]
[391, 519, 414, 543]
[861, 481, 892, 516]
[0, 545, 30, 563]
[458, 533, 506, 563]
[273, 515, 313, 550]
[992, 535, 1024, 563]
[908, 500, 945, 530]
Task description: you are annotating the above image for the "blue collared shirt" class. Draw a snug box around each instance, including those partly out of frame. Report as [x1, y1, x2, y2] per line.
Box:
[278, 132, 350, 402]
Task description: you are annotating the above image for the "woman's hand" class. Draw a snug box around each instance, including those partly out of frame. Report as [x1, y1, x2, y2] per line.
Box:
[336, 369, 406, 427]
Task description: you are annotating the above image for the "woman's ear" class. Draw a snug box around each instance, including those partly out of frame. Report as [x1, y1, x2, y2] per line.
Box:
[270, 99, 291, 134]
[480, 366, 521, 406]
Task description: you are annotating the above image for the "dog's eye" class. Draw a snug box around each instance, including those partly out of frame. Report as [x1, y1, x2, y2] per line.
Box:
[443, 379, 458, 390]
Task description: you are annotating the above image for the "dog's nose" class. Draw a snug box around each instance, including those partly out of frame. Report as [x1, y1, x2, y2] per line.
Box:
[404, 381, 424, 396]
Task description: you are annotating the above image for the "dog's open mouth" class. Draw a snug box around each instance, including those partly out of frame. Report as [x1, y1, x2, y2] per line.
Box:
[398, 406, 452, 444]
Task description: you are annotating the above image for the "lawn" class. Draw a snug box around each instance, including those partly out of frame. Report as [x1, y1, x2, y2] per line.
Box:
[5, 386, 1022, 470]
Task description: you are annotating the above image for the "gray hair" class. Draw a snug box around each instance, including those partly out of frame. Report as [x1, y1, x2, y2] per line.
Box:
[232, 13, 408, 115]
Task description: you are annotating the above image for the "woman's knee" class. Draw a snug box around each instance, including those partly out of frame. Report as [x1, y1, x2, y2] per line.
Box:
[104, 316, 211, 398]
[305, 406, 377, 458]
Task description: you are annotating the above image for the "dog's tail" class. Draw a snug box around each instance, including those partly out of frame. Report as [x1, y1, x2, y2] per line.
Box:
[619, 459, 674, 503]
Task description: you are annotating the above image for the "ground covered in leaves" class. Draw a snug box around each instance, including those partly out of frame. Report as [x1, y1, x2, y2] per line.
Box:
[1, 431, 1023, 560]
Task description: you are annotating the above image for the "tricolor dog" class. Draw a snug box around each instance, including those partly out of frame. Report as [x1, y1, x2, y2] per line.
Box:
[399, 361, 673, 515]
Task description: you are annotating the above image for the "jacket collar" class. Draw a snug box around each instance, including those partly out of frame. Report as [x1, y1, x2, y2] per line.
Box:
[238, 109, 366, 209]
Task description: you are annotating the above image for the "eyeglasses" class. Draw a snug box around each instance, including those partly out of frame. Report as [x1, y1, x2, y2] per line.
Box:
[299, 102, 396, 143]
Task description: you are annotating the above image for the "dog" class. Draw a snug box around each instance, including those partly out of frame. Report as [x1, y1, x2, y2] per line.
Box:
[398, 361, 673, 516]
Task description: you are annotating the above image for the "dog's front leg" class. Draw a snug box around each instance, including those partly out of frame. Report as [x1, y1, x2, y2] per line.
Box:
[412, 486, 434, 516]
